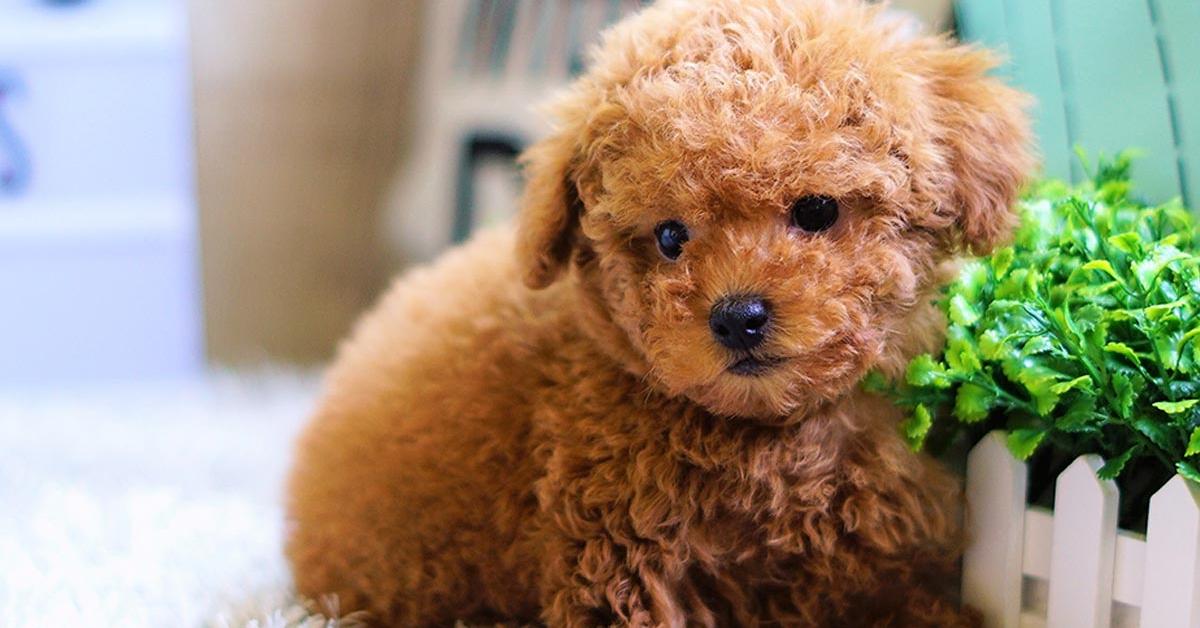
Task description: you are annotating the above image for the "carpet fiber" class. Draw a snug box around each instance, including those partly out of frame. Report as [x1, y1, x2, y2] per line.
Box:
[0, 370, 366, 627]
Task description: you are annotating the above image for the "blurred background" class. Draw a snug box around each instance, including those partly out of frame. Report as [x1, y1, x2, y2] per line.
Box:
[0, 0, 955, 387]
[1, 0, 1196, 625]
[2, 0, 1193, 386]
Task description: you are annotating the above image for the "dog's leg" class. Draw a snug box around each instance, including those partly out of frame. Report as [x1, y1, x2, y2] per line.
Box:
[538, 530, 681, 628]
[534, 469, 692, 628]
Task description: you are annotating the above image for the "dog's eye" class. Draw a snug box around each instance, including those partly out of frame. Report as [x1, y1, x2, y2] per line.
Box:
[654, 220, 689, 260]
[790, 195, 839, 232]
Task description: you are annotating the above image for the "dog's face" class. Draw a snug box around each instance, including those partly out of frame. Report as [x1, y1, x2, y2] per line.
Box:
[517, 0, 1031, 420]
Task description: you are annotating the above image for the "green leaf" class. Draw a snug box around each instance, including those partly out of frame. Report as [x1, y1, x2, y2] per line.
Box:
[978, 329, 1007, 361]
[1081, 259, 1122, 282]
[1015, 364, 1064, 416]
[956, 261, 990, 302]
[1104, 309, 1137, 323]
[1104, 342, 1143, 367]
[1098, 448, 1136, 480]
[906, 354, 952, 389]
[1134, 246, 1188, 289]
[1051, 375, 1092, 395]
[1153, 399, 1200, 414]
[1185, 427, 1200, 457]
[1021, 335, 1057, 356]
[944, 328, 982, 374]
[1007, 429, 1046, 461]
[1145, 299, 1189, 321]
[1077, 280, 1122, 298]
[1107, 231, 1143, 254]
[861, 370, 890, 394]
[1024, 267, 1042, 299]
[1057, 396, 1097, 432]
[948, 294, 981, 327]
[1155, 331, 1184, 372]
[954, 383, 993, 423]
[1074, 304, 1105, 333]
[901, 404, 933, 449]
[995, 270, 1029, 299]
[1135, 418, 1175, 452]
[991, 247, 1015, 278]
[1180, 326, 1200, 350]
[1178, 461, 1200, 484]
[1111, 371, 1136, 420]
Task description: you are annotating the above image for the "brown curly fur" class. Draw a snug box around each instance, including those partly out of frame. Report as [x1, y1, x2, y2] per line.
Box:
[286, 1, 1033, 625]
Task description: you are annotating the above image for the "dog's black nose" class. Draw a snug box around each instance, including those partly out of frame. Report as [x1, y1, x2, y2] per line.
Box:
[709, 296, 770, 351]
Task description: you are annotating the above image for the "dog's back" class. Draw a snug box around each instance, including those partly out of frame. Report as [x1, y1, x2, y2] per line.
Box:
[286, 227, 563, 625]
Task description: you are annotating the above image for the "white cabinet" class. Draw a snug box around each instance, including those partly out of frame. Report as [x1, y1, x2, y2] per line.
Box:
[0, 0, 201, 385]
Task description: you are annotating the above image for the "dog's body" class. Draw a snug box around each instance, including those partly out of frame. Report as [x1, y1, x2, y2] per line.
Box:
[288, 228, 960, 626]
[287, 1, 1031, 625]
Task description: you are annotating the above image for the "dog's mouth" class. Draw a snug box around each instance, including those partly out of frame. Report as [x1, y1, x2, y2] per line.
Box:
[727, 355, 786, 376]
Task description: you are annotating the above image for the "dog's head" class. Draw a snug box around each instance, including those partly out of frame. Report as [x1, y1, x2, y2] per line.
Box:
[516, 0, 1032, 420]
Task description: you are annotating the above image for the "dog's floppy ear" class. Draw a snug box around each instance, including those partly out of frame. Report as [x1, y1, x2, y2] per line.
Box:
[515, 128, 583, 290]
[922, 44, 1034, 255]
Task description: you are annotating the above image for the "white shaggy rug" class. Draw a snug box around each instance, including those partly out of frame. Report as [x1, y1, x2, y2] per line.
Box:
[0, 370, 367, 627]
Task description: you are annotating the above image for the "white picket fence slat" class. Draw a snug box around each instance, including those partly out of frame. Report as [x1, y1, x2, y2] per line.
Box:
[1141, 476, 1200, 627]
[963, 430, 1200, 628]
[964, 431, 1028, 628]
[1046, 456, 1118, 628]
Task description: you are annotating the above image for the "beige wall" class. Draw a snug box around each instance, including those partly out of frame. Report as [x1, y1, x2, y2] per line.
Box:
[190, 0, 422, 365]
[189, 0, 951, 367]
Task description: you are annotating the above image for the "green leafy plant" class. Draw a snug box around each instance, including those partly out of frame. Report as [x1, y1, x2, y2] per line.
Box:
[871, 153, 1200, 496]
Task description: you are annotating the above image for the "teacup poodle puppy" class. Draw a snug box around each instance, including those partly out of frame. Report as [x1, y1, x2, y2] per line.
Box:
[286, 0, 1031, 625]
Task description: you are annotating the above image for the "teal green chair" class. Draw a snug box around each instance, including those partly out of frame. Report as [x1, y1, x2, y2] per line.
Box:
[954, 0, 1200, 210]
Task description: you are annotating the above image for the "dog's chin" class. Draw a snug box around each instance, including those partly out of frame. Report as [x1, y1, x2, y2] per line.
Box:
[688, 381, 804, 421]
[643, 324, 882, 421]
[660, 350, 871, 421]
[644, 359, 795, 421]
[671, 360, 813, 421]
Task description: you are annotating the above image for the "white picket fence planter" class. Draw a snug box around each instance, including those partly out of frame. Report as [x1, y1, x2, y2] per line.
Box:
[963, 431, 1200, 628]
